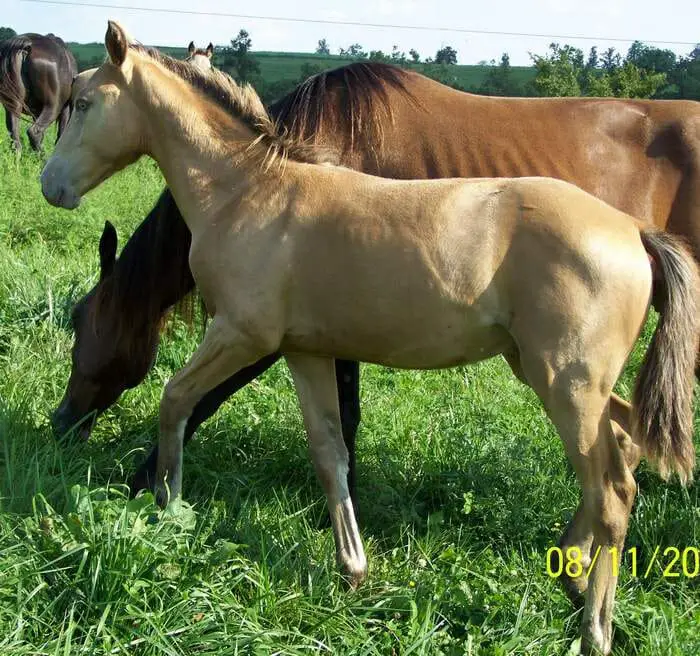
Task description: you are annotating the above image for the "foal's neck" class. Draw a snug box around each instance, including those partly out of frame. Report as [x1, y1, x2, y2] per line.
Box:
[135, 63, 285, 231]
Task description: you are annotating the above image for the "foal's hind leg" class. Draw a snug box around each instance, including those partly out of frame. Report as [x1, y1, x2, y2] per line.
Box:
[286, 353, 367, 587]
[518, 348, 636, 655]
[5, 108, 21, 152]
[505, 349, 640, 606]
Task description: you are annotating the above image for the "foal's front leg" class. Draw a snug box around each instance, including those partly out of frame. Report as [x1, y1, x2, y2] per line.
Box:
[286, 353, 367, 587]
[156, 315, 267, 505]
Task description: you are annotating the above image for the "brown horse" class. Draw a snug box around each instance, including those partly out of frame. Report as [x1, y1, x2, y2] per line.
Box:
[185, 41, 213, 70]
[0, 32, 77, 151]
[41, 23, 699, 655]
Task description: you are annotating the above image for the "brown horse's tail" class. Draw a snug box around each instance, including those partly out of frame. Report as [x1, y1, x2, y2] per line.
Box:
[0, 36, 31, 115]
[633, 230, 699, 484]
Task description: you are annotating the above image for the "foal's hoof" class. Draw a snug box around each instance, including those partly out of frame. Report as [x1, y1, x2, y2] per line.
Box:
[338, 556, 367, 590]
[581, 621, 612, 655]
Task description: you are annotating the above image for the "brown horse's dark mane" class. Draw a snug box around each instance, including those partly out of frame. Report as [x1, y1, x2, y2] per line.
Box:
[86, 61, 420, 348]
[129, 43, 327, 166]
[270, 61, 419, 154]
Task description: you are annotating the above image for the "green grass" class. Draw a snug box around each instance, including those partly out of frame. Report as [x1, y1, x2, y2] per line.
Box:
[1, 132, 699, 655]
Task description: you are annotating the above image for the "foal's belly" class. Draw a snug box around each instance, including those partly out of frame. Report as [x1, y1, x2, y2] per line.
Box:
[280, 307, 514, 369]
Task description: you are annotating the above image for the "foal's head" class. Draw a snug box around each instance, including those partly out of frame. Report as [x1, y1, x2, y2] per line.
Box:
[41, 21, 149, 209]
[186, 41, 214, 71]
[53, 221, 161, 439]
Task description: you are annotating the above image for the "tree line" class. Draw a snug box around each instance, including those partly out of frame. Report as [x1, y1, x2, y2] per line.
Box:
[2, 25, 698, 102]
[216, 30, 700, 102]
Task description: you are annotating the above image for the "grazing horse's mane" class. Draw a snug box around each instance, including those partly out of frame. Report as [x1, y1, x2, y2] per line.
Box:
[129, 43, 327, 166]
[89, 191, 195, 356]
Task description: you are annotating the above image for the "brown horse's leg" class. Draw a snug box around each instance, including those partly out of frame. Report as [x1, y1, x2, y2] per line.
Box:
[27, 104, 57, 151]
[56, 104, 70, 142]
[335, 359, 361, 513]
[286, 353, 367, 587]
[5, 108, 21, 151]
[155, 315, 270, 505]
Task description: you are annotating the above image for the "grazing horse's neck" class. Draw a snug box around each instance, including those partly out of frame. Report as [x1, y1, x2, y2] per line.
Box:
[134, 63, 285, 232]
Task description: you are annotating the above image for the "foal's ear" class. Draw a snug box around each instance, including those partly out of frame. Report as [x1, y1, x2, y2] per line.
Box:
[105, 20, 129, 67]
[188, 41, 196, 56]
[99, 221, 118, 280]
[206, 43, 214, 58]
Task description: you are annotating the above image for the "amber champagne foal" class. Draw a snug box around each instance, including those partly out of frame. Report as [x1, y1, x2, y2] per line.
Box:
[42, 23, 698, 655]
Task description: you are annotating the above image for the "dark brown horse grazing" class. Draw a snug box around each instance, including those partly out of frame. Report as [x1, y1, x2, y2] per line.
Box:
[0, 33, 77, 151]
[54, 62, 700, 592]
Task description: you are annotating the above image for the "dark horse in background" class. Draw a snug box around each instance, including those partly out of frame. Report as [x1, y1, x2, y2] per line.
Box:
[55, 62, 700, 541]
[0, 33, 76, 151]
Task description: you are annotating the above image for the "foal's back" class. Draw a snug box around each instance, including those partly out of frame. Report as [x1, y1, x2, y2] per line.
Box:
[253, 169, 650, 369]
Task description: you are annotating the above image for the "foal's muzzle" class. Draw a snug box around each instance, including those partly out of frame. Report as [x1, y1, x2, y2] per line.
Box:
[40, 159, 81, 209]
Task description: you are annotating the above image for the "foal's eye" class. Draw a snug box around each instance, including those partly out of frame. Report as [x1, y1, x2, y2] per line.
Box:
[75, 98, 90, 112]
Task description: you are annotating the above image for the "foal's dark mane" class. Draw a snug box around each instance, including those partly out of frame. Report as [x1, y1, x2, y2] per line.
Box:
[90, 61, 419, 347]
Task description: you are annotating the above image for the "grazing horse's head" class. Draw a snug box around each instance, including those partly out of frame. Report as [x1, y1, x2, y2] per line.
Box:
[52, 221, 161, 439]
[41, 21, 151, 209]
[186, 41, 214, 71]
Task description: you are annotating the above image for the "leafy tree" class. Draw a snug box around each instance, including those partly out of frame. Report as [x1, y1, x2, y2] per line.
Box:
[612, 61, 666, 97]
[601, 47, 621, 73]
[586, 46, 599, 70]
[531, 44, 583, 96]
[368, 50, 388, 62]
[339, 43, 366, 58]
[531, 42, 667, 99]
[0, 26, 16, 41]
[626, 40, 676, 74]
[390, 45, 406, 64]
[435, 45, 457, 65]
[668, 44, 700, 99]
[409, 48, 420, 63]
[222, 29, 260, 84]
[479, 53, 522, 96]
[315, 38, 330, 55]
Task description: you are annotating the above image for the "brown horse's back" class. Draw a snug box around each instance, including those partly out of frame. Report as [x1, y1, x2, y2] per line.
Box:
[273, 63, 700, 265]
[377, 73, 698, 226]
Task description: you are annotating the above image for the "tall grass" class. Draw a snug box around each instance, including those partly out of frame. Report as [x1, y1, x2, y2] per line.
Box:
[0, 136, 698, 655]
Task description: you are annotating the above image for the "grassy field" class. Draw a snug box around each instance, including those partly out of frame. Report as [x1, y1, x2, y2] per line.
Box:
[68, 42, 537, 95]
[0, 129, 699, 655]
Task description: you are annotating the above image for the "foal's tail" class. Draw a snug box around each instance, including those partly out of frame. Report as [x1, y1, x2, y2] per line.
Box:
[634, 230, 699, 484]
[0, 37, 30, 115]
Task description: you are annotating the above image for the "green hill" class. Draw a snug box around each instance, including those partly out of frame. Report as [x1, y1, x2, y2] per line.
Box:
[68, 42, 536, 101]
